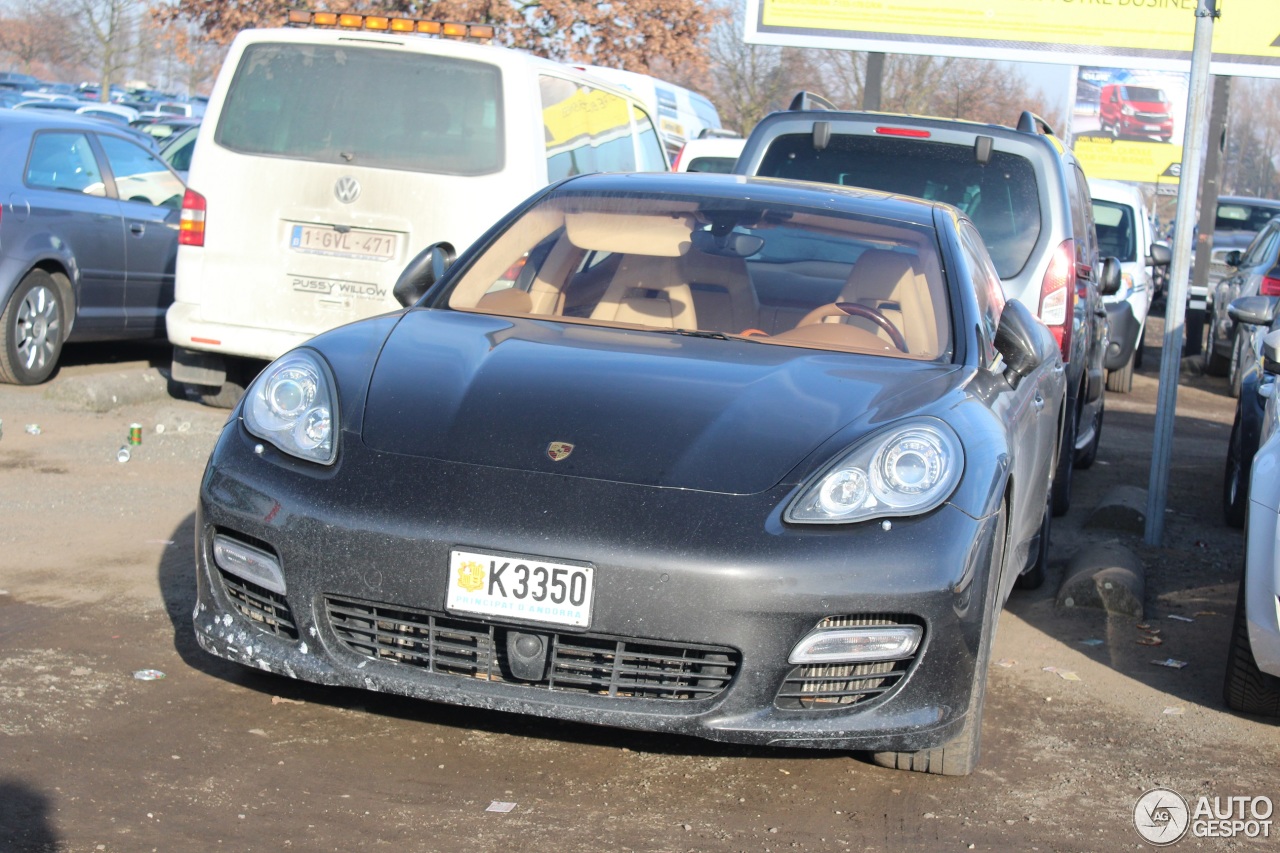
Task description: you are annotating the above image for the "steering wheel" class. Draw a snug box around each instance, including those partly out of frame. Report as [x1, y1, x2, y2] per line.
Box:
[797, 302, 908, 353]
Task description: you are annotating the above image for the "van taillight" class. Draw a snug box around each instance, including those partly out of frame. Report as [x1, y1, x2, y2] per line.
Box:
[1039, 239, 1076, 360]
[179, 189, 206, 247]
[671, 145, 687, 171]
[1262, 271, 1280, 296]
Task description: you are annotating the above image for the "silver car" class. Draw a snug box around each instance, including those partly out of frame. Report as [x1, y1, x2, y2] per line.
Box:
[1224, 326, 1280, 716]
[1205, 215, 1280, 397]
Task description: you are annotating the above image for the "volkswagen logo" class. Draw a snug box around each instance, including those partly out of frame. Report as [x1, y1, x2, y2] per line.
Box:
[334, 176, 361, 204]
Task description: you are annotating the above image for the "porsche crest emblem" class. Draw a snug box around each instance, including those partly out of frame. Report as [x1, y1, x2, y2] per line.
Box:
[546, 441, 575, 462]
[456, 560, 485, 593]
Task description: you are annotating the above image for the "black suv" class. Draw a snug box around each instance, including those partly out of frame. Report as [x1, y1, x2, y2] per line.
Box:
[735, 99, 1120, 520]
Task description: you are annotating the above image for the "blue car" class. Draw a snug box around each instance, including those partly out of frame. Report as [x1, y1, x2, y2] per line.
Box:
[0, 110, 186, 384]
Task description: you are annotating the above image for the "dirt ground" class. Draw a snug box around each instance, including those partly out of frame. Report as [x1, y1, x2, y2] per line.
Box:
[1, 317, 1276, 853]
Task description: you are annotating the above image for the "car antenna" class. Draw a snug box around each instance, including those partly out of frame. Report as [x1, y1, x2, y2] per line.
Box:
[1016, 111, 1056, 137]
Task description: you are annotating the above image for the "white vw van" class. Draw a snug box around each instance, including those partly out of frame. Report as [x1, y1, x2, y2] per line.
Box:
[169, 11, 668, 405]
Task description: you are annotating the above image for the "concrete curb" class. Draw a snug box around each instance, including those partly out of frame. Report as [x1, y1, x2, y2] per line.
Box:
[1084, 484, 1147, 534]
[1057, 541, 1145, 619]
[43, 367, 176, 413]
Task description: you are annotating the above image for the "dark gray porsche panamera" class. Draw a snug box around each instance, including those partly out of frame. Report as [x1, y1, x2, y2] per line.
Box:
[194, 172, 1065, 775]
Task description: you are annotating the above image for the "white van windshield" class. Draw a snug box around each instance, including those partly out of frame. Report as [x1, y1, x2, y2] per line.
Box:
[215, 42, 503, 175]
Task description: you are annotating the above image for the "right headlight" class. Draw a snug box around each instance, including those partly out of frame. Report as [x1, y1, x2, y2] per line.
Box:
[242, 349, 339, 465]
[785, 418, 963, 525]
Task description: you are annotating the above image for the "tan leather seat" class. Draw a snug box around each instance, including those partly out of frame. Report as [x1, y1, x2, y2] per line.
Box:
[589, 255, 697, 329]
[834, 249, 939, 355]
[679, 249, 759, 333]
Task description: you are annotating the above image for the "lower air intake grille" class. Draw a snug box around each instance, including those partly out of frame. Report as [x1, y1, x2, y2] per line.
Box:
[775, 614, 922, 710]
[217, 569, 299, 640]
[325, 596, 738, 701]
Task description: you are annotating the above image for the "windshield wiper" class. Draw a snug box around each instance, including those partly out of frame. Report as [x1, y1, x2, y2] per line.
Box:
[666, 328, 731, 340]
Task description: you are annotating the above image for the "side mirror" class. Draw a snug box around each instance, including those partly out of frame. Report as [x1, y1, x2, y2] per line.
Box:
[1226, 250, 1243, 268]
[1098, 257, 1122, 296]
[393, 242, 456, 308]
[995, 299, 1058, 385]
[1227, 295, 1280, 327]
[1147, 242, 1172, 268]
[1264, 328, 1280, 376]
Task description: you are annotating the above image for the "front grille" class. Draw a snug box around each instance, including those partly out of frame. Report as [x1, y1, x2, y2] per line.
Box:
[775, 615, 922, 710]
[217, 569, 299, 639]
[325, 596, 738, 701]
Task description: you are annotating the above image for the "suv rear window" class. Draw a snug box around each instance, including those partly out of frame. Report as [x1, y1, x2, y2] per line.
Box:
[216, 43, 503, 175]
[755, 134, 1042, 278]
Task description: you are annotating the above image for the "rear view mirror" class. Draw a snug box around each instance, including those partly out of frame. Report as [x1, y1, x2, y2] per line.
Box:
[1098, 257, 1122, 296]
[1147, 242, 1171, 268]
[690, 229, 765, 258]
[1264, 328, 1280, 376]
[994, 299, 1058, 385]
[393, 242, 456, 307]
[1227, 295, 1280, 327]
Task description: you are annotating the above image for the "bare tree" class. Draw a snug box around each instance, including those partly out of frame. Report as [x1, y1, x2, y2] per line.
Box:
[704, 0, 823, 135]
[0, 0, 77, 75]
[158, 0, 721, 76]
[1222, 76, 1280, 198]
[66, 0, 144, 98]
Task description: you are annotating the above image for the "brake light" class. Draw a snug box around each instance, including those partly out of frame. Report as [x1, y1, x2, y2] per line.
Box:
[179, 188, 206, 247]
[875, 127, 931, 138]
[1039, 239, 1076, 360]
[671, 144, 687, 171]
[1262, 273, 1280, 296]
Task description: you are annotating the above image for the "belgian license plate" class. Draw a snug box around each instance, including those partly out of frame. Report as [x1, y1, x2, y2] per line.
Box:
[289, 224, 397, 260]
[447, 549, 594, 628]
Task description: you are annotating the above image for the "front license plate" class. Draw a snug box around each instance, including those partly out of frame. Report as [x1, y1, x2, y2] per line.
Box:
[289, 224, 397, 260]
[447, 549, 594, 628]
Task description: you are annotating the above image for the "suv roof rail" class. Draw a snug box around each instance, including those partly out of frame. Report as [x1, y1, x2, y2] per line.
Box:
[698, 127, 742, 139]
[1016, 111, 1056, 137]
[789, 91, 839, 112]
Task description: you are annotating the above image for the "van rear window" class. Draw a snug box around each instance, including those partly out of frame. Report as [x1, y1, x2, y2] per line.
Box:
[756, 134, 1042, 279]
[216, 43, 503, 175]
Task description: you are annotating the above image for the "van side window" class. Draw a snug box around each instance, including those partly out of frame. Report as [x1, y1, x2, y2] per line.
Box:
[216, 43, 504, 176]
[633, 105, 667, 172]
[542, 76, 645, 180]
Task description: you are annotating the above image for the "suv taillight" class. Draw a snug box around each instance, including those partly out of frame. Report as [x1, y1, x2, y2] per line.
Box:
[179, 189, 206, 247]
[1039, 239, 1076, 360]
[1262, 270, 1280, 296]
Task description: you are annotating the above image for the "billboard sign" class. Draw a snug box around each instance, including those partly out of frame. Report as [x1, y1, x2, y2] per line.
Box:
[745, 0, 1280, 78]
[1071, 67, 1189, 185]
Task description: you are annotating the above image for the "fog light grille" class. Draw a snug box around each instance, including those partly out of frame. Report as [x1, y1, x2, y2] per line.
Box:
[775, 614, 922, 710]
[325, 596, 739, 701]
[217, 569, 298, 640]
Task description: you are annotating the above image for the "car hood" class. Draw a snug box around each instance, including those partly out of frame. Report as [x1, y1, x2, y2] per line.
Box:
[360, 310, 964, 494]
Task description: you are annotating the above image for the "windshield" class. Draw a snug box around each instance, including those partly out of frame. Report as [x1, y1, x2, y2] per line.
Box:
[216, 43, 503, 175]
[445, 188, 952, 360]
[755, 134, 1042, 279]
[1122, 87, 1166, 102]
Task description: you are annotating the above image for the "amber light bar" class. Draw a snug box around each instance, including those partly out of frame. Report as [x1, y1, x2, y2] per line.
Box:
[286, 9, 495, 39]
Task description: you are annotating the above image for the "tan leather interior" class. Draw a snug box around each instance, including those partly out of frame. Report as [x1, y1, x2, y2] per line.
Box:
[474, 287, 533, 314]
[679, 249, 759, 332]
[589, 255, 697, 329]
[834, 249, 941, 356]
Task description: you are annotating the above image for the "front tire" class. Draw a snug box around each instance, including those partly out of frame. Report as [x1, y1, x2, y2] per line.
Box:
[1204, 332, 1231, 376]
[1105, 355, 1134, 393]
[1051, 401, 1077, 517]
[1016, 494, 1052, 591]
[1075, 398, 1103, 470]
[1228, 336, 1245, 399]
[1223, 410, 1249, 529]
[1223, 580, 1280, 716]
[0, 270, 65, 385]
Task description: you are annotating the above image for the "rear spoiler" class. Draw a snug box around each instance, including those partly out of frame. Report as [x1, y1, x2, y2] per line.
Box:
[788, 91, 839, 111]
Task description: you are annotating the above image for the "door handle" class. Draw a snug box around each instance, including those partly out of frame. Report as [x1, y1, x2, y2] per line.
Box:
[130, 223, 145, 236]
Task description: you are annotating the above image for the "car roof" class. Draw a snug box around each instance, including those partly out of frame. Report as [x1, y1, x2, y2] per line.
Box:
[1217, 195, 1280, 209]
[1090, 179, 1146, 205]
[552, 171, 946, 226]
[0, 108, 127, 132]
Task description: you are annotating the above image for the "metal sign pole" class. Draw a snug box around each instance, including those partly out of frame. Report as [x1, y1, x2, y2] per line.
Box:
[1144, 0, 1219, 546]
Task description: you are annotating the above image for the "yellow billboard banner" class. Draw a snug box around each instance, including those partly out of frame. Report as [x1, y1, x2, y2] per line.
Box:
[748, 0, 1280, 77]
[1074, 137, 1184, 184]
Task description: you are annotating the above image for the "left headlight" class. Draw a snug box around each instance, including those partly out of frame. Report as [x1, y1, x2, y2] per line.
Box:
[785, 418, 963, 525]
[242, 349, 339, 465]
